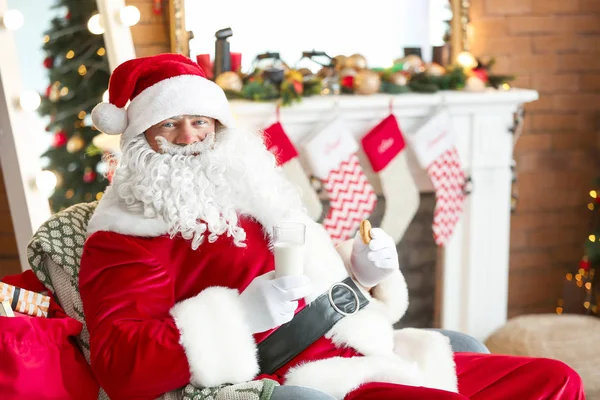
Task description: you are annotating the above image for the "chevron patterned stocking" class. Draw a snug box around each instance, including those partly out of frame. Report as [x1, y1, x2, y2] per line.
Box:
[407, 110, 466, 247]
[305, 118, 377, 245]
[321, 153, 377, 244]
[428, 147, 466, 246]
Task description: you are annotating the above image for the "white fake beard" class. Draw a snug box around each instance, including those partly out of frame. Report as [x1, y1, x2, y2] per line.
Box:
[110, 127, 303, 249]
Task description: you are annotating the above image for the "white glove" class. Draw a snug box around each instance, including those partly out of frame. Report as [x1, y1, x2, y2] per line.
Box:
[350, 228, 399, 288]
[239, 271, 311, 334]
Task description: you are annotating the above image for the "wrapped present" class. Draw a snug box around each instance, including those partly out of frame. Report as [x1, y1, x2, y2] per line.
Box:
[0, 281, 50, 317]
[0, 300, 14, 317]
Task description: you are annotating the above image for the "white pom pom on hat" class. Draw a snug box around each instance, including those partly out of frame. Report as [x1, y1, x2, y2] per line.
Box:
[92, 53, 235, 140]
[91, 102, 128, 135]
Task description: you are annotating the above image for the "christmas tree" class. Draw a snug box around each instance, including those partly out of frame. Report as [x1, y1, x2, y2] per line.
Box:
[38, 0, 110, 212]
[558, 178, 600, 316]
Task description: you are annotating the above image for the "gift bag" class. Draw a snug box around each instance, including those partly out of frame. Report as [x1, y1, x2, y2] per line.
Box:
[0, 270, 99, 400]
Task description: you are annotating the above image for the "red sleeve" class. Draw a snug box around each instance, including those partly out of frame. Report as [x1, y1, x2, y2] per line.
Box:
[79, 232, 259, 400]
[79, 232, 189, 399]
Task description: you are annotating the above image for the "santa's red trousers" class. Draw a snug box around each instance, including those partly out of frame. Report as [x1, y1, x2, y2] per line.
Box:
[345, 353, 585, 400]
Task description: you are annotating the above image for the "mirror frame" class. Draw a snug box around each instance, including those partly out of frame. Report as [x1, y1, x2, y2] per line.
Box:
[168, 0, 470, 64]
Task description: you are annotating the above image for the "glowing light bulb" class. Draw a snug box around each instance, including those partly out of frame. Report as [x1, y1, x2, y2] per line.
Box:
[87, 14, 104, 35]
[2, 9, 24, 31]
[457, 51, 478, 70]
[591, 190, 597, 199]
[102, 90, 109, 103]
[119, 6, 140, 27]
[19, 90, 41, 111]
[35, 170, 57, 196]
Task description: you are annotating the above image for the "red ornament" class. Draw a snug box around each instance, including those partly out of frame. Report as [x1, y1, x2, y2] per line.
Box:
[472, 68, 489, 83]
[83, 169, 97, 183]
[580, 258, 591, 271]
[52, 131, 68, 147]
[65, 11, 71, 21]
[43, 56, 54, 69]
[45, 85, 52, 98]
[293, 80, 303, 94]
[341, 75, 355, 89]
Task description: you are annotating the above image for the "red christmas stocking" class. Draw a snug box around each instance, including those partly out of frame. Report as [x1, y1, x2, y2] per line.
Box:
[263, 122, 323, 220]
[408, 110, 466, 246]
[305, 118, 377, 244]
[361, 114, 419, 244]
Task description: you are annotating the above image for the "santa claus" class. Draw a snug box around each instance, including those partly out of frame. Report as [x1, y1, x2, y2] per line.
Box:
[80, 54, 584, 400]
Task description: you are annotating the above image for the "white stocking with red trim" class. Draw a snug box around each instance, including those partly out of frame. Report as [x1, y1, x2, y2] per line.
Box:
[305, 118, 377, 244]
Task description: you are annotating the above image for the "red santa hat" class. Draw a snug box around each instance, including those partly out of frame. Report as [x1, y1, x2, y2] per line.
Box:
[91, 53, 235, 142]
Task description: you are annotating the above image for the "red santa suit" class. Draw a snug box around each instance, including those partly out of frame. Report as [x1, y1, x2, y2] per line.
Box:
[80, 188, 584, 400]
[80, 186, 457, 399]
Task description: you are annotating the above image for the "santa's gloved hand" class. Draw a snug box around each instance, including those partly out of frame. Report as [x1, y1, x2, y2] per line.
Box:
[350, 228, 399, 288]
[239, 271, 311, 334]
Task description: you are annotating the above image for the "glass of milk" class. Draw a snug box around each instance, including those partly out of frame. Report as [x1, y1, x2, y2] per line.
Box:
[273, 222, 306, 278]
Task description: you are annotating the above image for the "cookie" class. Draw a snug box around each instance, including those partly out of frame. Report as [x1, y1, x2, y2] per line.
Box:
[359, 220, 372, 244]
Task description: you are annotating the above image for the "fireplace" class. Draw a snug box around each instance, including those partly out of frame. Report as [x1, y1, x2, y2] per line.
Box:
[231, 90, 538, 341]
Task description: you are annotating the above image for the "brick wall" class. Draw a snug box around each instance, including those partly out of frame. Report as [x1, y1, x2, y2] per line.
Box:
[471, 0, 600, 317]
[0, 169, 21, 277]
[126, 0, 170, 57]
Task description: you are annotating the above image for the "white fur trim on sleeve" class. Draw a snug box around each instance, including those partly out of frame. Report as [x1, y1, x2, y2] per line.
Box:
[370, 269, 409, 324]
[170, 287, 259, 387]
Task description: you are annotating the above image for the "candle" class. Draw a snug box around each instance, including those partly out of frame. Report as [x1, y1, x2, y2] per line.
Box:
[230, 52, 242, 72]
[196, 54, 214, 79]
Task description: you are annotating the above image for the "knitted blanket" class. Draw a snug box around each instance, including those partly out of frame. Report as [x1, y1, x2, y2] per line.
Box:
[27, 202, 278, 400]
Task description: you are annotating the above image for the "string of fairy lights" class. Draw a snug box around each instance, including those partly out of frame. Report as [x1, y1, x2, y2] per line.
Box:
[557, 189, 600, 316]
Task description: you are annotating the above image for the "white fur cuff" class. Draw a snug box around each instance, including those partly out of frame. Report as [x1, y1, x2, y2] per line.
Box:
[370, 270, 409, 324]
[170, 287, 259, 387]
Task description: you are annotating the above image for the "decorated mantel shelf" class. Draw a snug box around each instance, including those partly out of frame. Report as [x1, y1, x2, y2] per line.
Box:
[229, 88, 539, 342]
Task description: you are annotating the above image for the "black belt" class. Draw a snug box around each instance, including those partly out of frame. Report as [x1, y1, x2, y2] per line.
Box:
[257, 277, 369, 375]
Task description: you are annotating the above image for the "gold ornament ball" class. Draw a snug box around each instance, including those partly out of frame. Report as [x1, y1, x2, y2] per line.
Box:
[426, 63, 446, 77]
[465, 76, 486, 92]
[353, 70, 381, 95]
[389, 72, 408, 86]
[401, 55, 425, 75]
[67, 135, 85, 153]
[333, 55, 347, 71]
[345, 54, 368, 70]
[317, 66, 335, 79]
[215, 71, 243, 92]
[339, 67, 358, 78]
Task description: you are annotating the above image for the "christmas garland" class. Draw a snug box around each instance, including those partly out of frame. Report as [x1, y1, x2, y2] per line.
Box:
[213, 54, 515, 106]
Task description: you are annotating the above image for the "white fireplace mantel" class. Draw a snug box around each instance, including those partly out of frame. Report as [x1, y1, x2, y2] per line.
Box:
[230, 89, 539, 342]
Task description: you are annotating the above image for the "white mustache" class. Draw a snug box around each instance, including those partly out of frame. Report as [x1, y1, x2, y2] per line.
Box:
[156, 132, 216, 156]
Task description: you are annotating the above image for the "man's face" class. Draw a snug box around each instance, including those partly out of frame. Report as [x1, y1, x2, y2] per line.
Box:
[144, 115, 216, 153]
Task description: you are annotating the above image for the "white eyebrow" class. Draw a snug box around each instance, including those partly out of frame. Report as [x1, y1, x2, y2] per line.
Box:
[168, 115, 206, 120]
